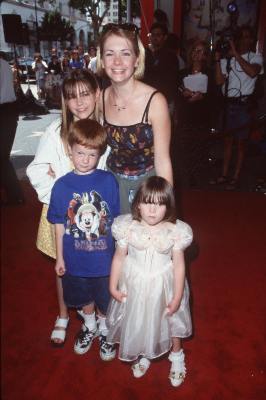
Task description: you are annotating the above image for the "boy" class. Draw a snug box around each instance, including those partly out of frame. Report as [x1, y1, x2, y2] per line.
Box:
[47, 119, 120, 361]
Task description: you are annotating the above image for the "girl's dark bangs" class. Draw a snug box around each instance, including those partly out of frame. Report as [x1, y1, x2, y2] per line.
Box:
[140, 190, 168, 205]
[64, 81, 91, 99]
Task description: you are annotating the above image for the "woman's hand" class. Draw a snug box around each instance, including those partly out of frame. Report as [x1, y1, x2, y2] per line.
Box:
[188, 91, 203, 102]
[110, 288, 127, 303]
[182, 88, 194, 98]
[47, 164, 56, 178]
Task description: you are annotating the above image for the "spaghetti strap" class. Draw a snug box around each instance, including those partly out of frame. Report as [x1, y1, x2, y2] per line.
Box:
[102, 88, 107, 123]
[141, 91, 159, 123]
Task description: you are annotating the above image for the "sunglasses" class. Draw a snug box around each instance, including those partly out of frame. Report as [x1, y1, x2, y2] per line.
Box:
[102, 23, 139, 35]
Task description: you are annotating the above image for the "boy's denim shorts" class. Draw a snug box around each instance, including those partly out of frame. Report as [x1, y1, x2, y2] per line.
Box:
[62, 273, 110, 315]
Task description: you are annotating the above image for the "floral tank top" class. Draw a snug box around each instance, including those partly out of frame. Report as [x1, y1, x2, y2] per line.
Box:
[103, 90, 158, 176]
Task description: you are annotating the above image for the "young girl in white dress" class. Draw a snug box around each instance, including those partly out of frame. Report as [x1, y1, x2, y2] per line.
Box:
[107, 176, 193, 387]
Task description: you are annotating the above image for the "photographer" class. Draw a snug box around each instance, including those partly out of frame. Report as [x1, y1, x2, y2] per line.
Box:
[211, 25, 263, 190]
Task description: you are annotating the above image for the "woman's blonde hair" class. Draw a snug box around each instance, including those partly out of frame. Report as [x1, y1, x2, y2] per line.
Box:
[96, 24, 145, 80]
[60, 69, 99, 146]
[187, 38, 210, 68]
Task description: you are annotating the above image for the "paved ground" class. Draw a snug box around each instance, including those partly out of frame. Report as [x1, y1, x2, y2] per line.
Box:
[11, 83, 60, 180]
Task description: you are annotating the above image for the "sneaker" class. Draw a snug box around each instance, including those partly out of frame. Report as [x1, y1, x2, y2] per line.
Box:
[99, 334, 116, 361]
[168, 349, 186, 387]
[74, 324, 98, 355]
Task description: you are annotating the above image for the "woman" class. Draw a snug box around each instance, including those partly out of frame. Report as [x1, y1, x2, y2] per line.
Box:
[97, 23, 173, 213]
[69, 49, 83, 70]
[27, 69, 100, 346]
[176, 39, 214, 187]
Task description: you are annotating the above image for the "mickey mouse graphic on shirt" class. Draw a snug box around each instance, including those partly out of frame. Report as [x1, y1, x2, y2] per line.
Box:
[65, 190, 112, 241]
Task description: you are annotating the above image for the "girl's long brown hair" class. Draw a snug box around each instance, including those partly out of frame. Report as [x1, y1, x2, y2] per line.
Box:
[60, 69, 99, 149]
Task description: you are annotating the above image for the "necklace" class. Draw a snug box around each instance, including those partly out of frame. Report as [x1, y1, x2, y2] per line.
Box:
[112, 102, 127, 111]
[111, 87, 135, 112]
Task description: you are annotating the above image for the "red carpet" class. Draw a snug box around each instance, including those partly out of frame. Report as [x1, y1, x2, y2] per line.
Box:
[1, 182, 266, 400]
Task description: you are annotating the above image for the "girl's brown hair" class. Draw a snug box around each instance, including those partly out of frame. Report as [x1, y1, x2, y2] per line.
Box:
[68, 119, 107, 156]
[61, 69, 99, 146]
[131, 176, 176, 223]
[96, 24, 145, 80]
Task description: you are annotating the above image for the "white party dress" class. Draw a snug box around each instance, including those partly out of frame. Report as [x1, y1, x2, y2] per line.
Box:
[106, 214, 193, 362]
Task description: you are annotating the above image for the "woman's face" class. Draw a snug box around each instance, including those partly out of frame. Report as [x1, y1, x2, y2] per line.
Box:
[101, 34, 138, 84]
[191, 45, 206, 63]
[66, 84, 99, 120]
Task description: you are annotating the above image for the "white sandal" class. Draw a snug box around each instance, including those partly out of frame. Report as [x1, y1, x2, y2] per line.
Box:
[50, 316, 69, 347]
[131, 357, 151, 378]
[168, 349, 186, 387]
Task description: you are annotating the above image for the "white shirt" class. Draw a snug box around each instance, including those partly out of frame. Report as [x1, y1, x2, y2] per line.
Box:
[88, 57, 97, 73]
[26, 119, 71, 204]
[0, 58, 16, 104]
[26, 118, 110, 204]
[220, 51, 264, 97]
[32, 60, 48, 80]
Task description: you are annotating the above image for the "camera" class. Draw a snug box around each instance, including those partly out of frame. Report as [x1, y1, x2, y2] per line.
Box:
[216, 24, 239, 58]
[216, 31, 233, 58]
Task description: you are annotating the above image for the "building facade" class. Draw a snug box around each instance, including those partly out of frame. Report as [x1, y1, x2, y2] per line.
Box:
[0, 0, 93, 58]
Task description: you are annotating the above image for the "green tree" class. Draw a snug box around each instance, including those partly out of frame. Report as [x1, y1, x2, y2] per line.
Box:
[68, 0, 111, 40]
[120, 0, 140, 20]
[39, 10, 74, 42]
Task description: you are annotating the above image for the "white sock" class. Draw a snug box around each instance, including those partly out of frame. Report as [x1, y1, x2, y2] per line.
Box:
[97, 315, 108, 336]
[171, 349, 184, 358]
[82, 311, 97, 331]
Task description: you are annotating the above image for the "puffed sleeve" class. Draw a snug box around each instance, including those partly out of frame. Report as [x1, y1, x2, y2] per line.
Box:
[173, 219, 193, 251]
[111, 214, 132, 248]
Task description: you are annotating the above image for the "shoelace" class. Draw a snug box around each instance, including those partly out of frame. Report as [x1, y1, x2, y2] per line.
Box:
[78, 330, 94, 345]
[100, 337, 114, 352]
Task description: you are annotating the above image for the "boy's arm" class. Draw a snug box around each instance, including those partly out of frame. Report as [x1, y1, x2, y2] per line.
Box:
[167, 250, 186, 315]
[55, 223, 66, 276]
[109, 245, 127, 302]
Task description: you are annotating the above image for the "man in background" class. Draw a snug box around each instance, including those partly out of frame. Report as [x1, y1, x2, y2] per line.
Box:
[144, 22, 179, 116]
[0, 51, 24, 205]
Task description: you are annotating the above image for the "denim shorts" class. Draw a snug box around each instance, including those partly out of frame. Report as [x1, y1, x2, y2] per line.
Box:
[109, 168, 155, 214]
[62, 274, 110, 314]
[224, 102, 251, 140]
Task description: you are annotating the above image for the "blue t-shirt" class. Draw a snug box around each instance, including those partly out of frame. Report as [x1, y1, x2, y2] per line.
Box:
[47, 170, 120, 278]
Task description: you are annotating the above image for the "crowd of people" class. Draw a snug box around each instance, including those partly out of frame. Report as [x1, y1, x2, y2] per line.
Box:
[1, 7, 264, 389]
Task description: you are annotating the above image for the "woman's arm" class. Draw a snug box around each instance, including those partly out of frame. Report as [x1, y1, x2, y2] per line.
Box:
[54, 223, 66, 276]
[109, 245, 128, 302]
[167, 249, 186, 315]
[149, 92, 173, 185]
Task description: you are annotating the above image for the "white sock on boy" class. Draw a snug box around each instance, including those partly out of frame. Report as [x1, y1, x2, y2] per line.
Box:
[97, 315, 108, 336]
[82, 311, 97, 331]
